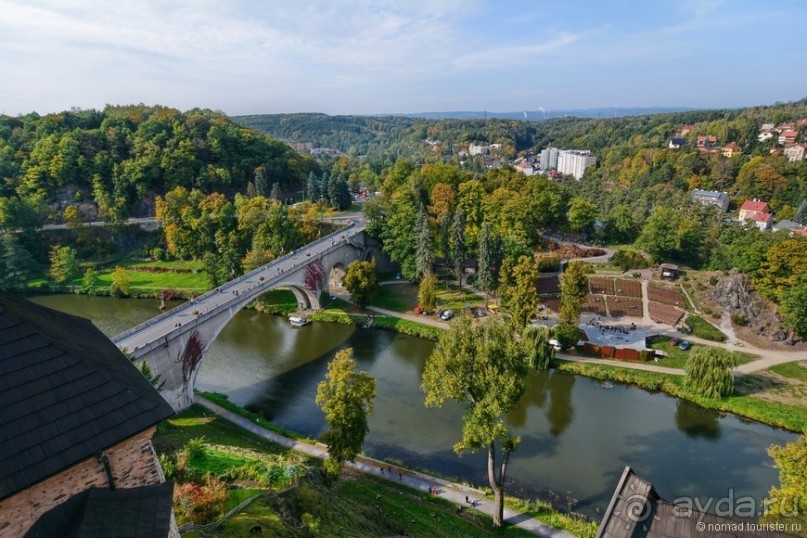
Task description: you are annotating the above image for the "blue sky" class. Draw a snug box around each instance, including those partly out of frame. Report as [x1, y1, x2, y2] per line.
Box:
[1, 0, 805, 116]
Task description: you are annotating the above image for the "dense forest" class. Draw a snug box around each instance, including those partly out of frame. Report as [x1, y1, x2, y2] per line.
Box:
[0, 105, 318, 227]
[1, 101, 805, 336]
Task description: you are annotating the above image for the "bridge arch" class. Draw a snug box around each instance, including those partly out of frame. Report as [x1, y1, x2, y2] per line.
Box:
[115, 225, 369, 411]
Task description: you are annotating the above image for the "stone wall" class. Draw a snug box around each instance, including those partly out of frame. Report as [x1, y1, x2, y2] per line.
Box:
[0, 426, 163, 538]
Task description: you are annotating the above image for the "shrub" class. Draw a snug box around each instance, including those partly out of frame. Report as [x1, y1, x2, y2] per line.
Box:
[152, 247, 167, 261]
[702, 306, 713, 315]
[537, 256, 561, 272]
[612, 250, 649, 271]
[185, 436, 207, 461]
[731, 314, 749, 326]
[709, 276, 718, 286]
[173, 474, 228, 524]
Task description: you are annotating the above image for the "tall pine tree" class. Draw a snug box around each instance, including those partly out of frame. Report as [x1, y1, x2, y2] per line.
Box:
[0, 233, 38, 289]
[415, 204, 433, 280]
[306, 172, 319, 202]
[450, 210, 466, 290]
[254, 168, 269, 197]
[794, 200, 807, 225]
[478, 221, 503, 302]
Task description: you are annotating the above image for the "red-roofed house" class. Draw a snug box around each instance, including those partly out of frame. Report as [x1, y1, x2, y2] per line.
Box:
[779, 130, 799, 145]
[748, 211, 773, 230]
[721, 142, 743, 157]
[739, 199, 770, 221]
[515, 161, 535, 176]
[696, 135, 717, 147]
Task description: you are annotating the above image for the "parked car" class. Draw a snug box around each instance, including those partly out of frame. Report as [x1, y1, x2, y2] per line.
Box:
[440, 310, 455, 321]
[679, 341, 692, 351]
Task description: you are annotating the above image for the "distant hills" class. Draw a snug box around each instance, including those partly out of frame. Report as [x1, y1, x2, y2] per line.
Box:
[386, 107, 699, 121]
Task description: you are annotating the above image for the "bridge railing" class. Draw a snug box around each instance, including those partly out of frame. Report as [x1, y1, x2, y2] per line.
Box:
[113, 220, 362, 343]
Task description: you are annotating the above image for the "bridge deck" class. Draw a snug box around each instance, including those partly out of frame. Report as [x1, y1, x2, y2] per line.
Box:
[114, 221, 365, 355]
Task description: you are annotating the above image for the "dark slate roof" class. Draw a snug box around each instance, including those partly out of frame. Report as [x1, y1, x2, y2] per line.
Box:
[0, 290, 174, 500]
[597, 466, 795, 538]
[26, 481, 175, 538]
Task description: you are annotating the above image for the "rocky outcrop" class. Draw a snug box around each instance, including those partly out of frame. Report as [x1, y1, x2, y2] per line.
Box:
[711, 270, 796, 345]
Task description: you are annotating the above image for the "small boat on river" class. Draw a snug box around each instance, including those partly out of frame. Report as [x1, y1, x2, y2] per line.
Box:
[289, 316, 311, 327]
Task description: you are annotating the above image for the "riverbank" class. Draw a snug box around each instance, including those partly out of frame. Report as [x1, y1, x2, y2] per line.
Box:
[554, 360, 807, 432]
[190, 394, 592, 537]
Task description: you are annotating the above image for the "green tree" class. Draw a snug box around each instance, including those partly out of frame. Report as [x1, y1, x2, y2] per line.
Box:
[418, 271, 437, 312]
[315, 348, 376, 475]
[478, 221, 503, 303]
[637, 206, 680, 263]
[684, 346, 738, 398]
[111, 266, 132, 297]
[521, 325, 554, 370]
[415, 204, 433, 280]
[381, 187, 419, 280]
[270, 182, 281, 201]
[81, 267, 97, 293]
[63, 205, 82, 229]
[254, 167, 269, 197]
[499, 254, 538, 327]
[343, 259, 378, 308]
[306, 171, 320, 202]
[450, 209, 466, 289]
[49, 245, 79, 284]
[566, 197, 599, 234]
[756, 239, 807, 301]
[793, 200, 807, 226]
[778, 273, 807, 339]
[556, 261, 590, 349]
[762, 435, 807, 530]
[422, 316, 532, 527]
[603, 204, 639, 244]
[0, 233, 37, 289]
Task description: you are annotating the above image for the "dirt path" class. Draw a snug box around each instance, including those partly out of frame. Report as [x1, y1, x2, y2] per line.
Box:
[196, 396, 574, 538]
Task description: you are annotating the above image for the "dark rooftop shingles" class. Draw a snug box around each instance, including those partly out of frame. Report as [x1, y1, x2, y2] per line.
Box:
[0, 291, 174, 500]
[25, 481, 175, 538]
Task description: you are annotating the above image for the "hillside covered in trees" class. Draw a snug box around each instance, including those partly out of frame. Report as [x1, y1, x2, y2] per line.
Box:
[0, 105, 318, 227]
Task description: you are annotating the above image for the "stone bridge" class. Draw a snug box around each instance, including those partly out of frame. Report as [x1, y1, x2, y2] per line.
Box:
[113, 221, 368, 411]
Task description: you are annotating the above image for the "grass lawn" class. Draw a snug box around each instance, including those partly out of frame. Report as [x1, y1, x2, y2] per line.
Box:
[184, 474, 539, 538]
[435, 286, 486, 310]
[118, 259, 204, 271]
[684, 315, 727, 342]
[93, 267, 208, 294]
[161, 404, 584, 538]
[768, 361, 807, 382]
[371, 283, 419, 312]
[649, 337, 756, 369]
[153, 405, 289, 456]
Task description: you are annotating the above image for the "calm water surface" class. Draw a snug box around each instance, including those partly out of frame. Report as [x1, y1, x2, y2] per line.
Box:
[32, 294, 795, 516]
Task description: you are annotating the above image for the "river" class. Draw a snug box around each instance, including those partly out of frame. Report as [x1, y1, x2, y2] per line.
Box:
[31, 294, 795, 517]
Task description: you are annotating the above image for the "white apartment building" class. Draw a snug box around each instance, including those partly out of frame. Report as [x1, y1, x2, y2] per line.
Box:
[556, 149, 597, 180]
[539, 147, 559, 171]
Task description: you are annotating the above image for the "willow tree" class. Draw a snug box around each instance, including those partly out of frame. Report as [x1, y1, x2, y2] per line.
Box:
[316, 349, 376, 475]
[684, 346, 738, 398]
[422, 316, 541, 527]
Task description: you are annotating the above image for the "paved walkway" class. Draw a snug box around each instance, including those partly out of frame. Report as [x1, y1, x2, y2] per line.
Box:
[196, 396, 574, 538]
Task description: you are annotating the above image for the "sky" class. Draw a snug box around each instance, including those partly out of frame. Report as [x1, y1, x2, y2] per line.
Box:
[1, 0, 806, 117]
